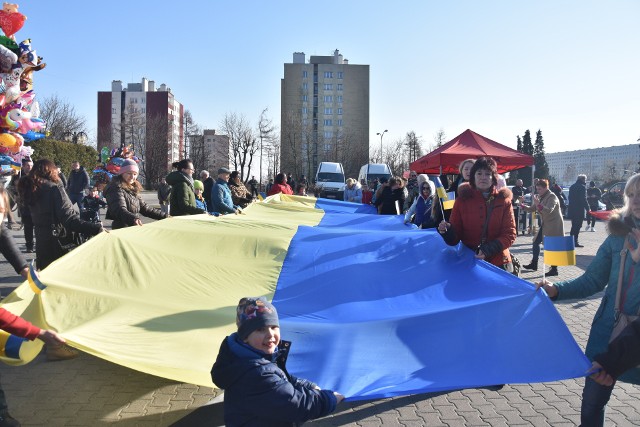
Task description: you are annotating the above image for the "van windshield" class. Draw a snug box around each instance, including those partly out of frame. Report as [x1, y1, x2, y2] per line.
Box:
[317, 172, 345, 183]
[367, 173, 391, 182]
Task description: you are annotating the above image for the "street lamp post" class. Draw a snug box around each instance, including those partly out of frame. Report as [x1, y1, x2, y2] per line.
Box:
[376, 129, 388, 162]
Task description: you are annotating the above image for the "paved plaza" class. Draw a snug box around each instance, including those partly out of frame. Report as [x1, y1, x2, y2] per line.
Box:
[1, 197, 639, 426]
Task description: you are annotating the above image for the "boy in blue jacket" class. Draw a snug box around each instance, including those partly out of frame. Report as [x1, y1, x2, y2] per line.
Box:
[211, 297, 343, 426]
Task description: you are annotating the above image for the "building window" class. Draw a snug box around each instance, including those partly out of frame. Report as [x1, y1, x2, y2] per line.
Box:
[324, 83, 332, 90]
[323, 95, 333, 102]
[302, 107, 308, 115]
[324, 119, 332, 126]
[302, 82, 308, 90]
[324, 71, 333, 78]
[324, 107, 332, 114]
[302, 70, 308, 78]
[336, 95, 343, 102]
[337, 119, 343, 126]
[324, 144, 331, 151]
[112, 108, 116, 114]
[302, 95, 308, 102]
[337, 108, 343, 115]
[337, 71, 343, 79]
[337, 84, 343, 91]
[324, 131, 332, 139]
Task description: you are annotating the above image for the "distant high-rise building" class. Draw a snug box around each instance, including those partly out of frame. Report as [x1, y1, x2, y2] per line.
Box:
[281, 50, 369, 180]
[203, 129, 230, 173]
[546, 143, 639, 185]
[97, 77, 184, 185]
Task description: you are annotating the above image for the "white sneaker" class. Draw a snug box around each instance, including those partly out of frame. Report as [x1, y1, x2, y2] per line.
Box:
[590, 226, 596, 232]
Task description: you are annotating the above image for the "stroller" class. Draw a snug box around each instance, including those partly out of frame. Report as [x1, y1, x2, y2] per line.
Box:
[78, 194, 106, 244]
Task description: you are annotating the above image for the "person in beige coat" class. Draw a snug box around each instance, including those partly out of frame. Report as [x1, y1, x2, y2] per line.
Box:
[520, 179, 564, 276]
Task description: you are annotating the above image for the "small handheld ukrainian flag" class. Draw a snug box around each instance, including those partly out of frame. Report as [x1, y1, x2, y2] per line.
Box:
[543, 236, 576, 266]
[434, 177, 448, 200]
[442, 191, 455, 210]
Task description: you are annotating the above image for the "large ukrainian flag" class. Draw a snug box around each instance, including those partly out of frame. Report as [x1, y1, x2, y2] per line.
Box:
[0, 195, 589, 400]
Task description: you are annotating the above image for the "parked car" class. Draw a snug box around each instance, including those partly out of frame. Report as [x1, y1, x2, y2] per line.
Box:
[314, 162, 345, 200]
[601, 181, 626, 210]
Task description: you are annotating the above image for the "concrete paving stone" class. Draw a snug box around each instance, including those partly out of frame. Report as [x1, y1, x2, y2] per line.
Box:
[398, 420, 430, 427]
[459, 411, 490, 425]
[606, 413, 640, 427]
[353, 420, 382, 427]
[478, 416, 510, 427]
[414, 410, 444, 424]
[168, 401, 191, 411]
[495, 410, 531, 425]
[119, 400, 152, 414]
[172, 388, 197, 401]
[375, 413, 402, 424]
[436, 404, 465, 420]
[150, 394, 174, 407]
[534, 407, 574, 424]
[508, 402, 538, 417]
[449, 398, 475, 412]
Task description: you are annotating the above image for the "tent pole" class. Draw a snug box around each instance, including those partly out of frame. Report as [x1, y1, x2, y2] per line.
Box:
[531, 165, 538, 235]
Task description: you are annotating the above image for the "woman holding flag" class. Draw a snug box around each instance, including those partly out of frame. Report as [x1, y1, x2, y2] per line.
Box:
[437, 157, 516, 270]
[538, 173, 640, 427]
[520, 179, 564, 276]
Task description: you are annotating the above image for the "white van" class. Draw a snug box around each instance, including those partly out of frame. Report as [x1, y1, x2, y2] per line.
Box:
[315, 162, 345, 199]
[358, 163, 392, 186]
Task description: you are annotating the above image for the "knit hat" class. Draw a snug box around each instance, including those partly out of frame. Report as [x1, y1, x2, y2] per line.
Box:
[118, 159, 139, 175]
[193, 179, 204, 191]
[236, 297, 279, 340]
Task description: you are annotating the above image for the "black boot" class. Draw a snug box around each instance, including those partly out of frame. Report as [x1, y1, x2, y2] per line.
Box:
[574, 235, 584, 248]
[546, 266, 558, 276]
[523, 262, 538, 271]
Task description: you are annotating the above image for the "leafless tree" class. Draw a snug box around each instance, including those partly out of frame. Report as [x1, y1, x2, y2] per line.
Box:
[434, 128, 447, 148]
[281, 110, 306, 181]
[143, 113, 172, 188]
[220, 112, 258, 182]
[385, 138, 409, 176]
[38, 94, 88, 141]
[257, 108, 276, 187]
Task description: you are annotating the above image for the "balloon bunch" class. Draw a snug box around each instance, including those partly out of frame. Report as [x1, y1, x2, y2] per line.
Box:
[92, 145, 141, 186]
[0, 3, 45, 173]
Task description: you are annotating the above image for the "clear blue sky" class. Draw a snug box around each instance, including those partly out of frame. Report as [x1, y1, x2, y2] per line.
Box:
[24, 0, 640, 154]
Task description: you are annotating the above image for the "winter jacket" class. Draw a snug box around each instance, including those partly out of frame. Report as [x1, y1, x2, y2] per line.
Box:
[203, 176, 215, 211]
[267, 183, 293, 196]
[521, 189, 564, 237]
[568, 179, 589, 220]
[212, 178, 239, 214]
[211, 333, 337, 427]
[587, 186, 603, 209]
[66, 167, 90, 194]
[343, 185, 362, 203]
[165, 171, 207, 216]
[375, 187, 406, 215]
[104, 178, 166, 229]
[442, 183, 516, 268]
[405, 195, 434, 227]
[554, 213, 640, 384]
[594, 316, 640, 380]
[0, 222, 27, 274]
[28, 180, 102, 269]
[229, 181, 252, 208]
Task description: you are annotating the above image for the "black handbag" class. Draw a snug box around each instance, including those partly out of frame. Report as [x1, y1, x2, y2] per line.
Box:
[50, 192, 80, 254]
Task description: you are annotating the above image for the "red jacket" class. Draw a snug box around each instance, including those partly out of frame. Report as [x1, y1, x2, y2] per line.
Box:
[445, 184, 516, 267]
[267, 183, 293, 196]
[0, 308, 41, 340]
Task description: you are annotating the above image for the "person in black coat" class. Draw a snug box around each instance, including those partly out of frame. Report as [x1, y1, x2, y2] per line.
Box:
[200, 170, 215, 212]
[18, 159, 104, 270]
[66, 161, 90, 208]
[568, 174, 590, 247]
[375, 176, 406, 215]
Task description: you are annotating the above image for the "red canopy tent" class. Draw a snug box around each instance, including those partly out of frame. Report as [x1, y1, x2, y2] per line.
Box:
[410, 129, 534, 174]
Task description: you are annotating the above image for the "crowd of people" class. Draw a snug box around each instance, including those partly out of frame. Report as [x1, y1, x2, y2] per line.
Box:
[1, 154, 638, 426]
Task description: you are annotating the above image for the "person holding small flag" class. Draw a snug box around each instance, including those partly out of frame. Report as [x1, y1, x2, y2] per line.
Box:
[520, 179, 564, 276]
[537, 173, 640, 427]
[437, 157, 516, 271]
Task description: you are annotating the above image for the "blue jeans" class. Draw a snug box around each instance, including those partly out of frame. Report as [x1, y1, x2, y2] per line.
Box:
[581, 377, 614, 427]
